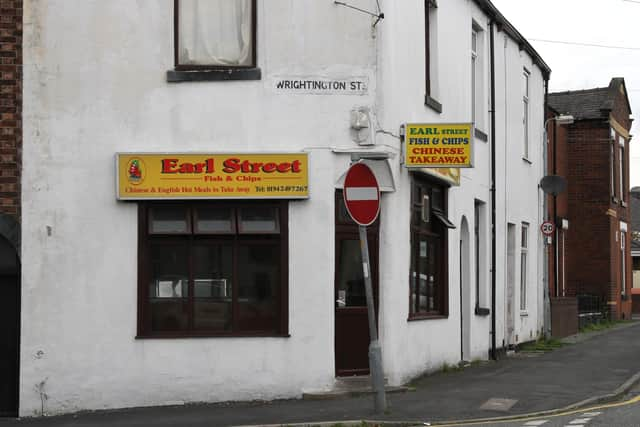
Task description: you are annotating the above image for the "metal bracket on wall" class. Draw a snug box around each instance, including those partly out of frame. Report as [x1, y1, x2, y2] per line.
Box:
[334, 1, 385, 27]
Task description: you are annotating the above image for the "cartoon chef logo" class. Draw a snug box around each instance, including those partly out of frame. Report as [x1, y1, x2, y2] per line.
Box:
[127, 158, 145, 185]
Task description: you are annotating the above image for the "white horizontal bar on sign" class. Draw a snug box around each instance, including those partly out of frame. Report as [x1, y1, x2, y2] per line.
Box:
[346, 187, 378, 201]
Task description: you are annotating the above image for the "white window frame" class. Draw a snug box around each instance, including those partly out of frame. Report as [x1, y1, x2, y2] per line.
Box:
[523, 69, 530, 159]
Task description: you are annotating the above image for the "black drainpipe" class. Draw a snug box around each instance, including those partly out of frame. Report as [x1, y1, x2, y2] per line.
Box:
[489, 20, 497, 361]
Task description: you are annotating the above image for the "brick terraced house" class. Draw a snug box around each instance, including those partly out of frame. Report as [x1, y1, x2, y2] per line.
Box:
[548, 78, 633, 321]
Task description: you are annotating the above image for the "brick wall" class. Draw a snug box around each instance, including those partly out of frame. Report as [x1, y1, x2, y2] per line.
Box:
[0, 0, 21, 220]
[565, 121, 611, 298]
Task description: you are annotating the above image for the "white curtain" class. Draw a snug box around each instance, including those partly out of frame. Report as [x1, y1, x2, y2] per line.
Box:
[179, 0, 253, 66]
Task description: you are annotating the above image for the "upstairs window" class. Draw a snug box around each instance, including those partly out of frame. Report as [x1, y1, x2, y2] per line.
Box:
[424, 0, 441, 112]
[176, 0, 256, 68]
[169, 0, 260, 82]
[471, 23, 485, 133]
[523, 69, 530, 159]
[611, 139, 617, 201]
[619, 136, 626, 204]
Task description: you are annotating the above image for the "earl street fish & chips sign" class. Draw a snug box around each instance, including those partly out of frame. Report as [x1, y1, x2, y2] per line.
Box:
[116, 153, 309, 200]
[404, 123, 473, 168]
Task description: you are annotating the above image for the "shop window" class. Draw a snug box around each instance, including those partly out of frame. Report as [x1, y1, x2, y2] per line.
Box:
[409, 175, 453, 319]
[138, 201, 288, 337]
[169, 0, 261, 82]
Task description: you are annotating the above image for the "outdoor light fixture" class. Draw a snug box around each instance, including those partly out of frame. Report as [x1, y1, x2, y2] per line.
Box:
[544, 114, 575, 129]
[554, 115, 574, 125]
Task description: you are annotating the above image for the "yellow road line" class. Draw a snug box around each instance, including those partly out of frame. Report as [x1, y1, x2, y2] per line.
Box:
[433, 394, 640, 426]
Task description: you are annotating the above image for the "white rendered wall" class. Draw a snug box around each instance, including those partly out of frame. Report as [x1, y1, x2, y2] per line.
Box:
[21, 0, 381, 416]
[375, 0, 547, 385]
[20, 0, 548, 415]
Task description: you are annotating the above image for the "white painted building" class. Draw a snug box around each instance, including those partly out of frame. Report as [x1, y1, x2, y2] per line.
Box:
[18, 0, 549, 416]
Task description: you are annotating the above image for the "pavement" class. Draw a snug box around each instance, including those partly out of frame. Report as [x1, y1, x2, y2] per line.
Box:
[2, 321, 640, 427]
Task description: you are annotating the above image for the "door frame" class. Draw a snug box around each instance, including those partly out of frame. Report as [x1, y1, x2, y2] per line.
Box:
[0, 235, 20, 418]
[334, 190, 379, 377]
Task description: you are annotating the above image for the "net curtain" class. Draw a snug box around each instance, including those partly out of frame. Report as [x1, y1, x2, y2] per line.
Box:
[178, 0, 253, 66]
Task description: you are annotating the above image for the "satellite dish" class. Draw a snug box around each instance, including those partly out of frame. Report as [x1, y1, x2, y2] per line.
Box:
[540, 175, 567, 196]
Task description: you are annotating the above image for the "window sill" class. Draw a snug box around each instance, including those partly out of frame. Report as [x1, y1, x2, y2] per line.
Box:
[136, 332, 290, 339]
[425, 94, 443, 114]
[408, 313, 448, 322]
[474, 128, 488, 142]
[522, 157, 532, 165]
[612, 197, 619, 204]
[621, 201, 627, 207]
[520, 311, 528, 317]
[167, 67, 262, 83]
[475, 306, 490, 316]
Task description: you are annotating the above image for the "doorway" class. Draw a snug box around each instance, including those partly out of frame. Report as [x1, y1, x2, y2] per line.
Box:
[459, 217, 471, 362]
[0, 235, 19, 417]
[334, 190, 379, 376]
[506, 223, 516, 347]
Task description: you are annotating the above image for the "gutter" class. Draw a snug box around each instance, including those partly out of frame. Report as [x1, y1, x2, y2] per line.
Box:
[489, 20, 497, 360]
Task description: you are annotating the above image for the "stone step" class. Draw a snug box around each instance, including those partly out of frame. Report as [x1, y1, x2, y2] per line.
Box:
[302, 375, 408, 400]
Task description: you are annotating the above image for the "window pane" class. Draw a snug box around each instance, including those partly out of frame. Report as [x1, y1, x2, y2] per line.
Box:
[178, 0, 254, 67]
[149, 206, 189, 234]
[520, 252, 527, 310]
[149, 244, 189, 332]
[193, 244, 233, 331]
[337, 240, 366, 307]
[237, 244, 280, 331]
[238, 207, 280, 233]
[195, 206, 235, 233]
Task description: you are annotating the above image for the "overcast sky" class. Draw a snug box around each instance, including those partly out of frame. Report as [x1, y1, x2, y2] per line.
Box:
[490, 0, 640, 188]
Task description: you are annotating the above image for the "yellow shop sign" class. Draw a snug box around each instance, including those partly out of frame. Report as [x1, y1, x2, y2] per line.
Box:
[404, 123, 473, 168]
[116, 153, 309, 200]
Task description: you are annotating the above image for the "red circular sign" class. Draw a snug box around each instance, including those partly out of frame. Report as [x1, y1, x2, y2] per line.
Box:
[343, 163, 380, 226]
[540, 221, 555, 236]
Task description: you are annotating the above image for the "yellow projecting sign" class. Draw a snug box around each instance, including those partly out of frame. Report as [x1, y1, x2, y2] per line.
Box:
[404, 123, 473, 168]
[116, 153, 309, 200]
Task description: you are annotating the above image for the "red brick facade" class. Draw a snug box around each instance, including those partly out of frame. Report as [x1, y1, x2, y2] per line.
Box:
[548, 79, 633, 320]
[0, 0, 21, 221]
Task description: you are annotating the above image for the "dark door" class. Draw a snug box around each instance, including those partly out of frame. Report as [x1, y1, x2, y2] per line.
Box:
[334, 191, 379, 376]
[0, 237, 19, 417]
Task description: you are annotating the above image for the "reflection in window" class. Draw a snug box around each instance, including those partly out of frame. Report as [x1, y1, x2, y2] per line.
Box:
[337, 240, 366, 307]
[195, 206, 234, 233]
[239, 207, 279, 233]
[149, 206, 189, 233]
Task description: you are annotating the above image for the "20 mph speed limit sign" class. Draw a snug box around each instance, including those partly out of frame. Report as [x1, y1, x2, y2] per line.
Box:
[540, 221, 555, 236]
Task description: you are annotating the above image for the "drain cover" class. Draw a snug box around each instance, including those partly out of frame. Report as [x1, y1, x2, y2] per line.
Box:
[479, 398, 518, 412]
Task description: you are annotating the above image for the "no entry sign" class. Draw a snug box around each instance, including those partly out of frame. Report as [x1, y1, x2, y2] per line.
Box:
[343, 162, 380, 226]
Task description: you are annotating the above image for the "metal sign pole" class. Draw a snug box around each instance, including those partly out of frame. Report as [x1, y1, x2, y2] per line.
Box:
[358, 225, 387, 413]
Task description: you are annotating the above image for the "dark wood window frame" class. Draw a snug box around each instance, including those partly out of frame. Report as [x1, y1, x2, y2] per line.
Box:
[408, 174, 450, 320]
[424, 0, 442, 113]
[167, 0, 262, 82]
[137, 200, 289, 338]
